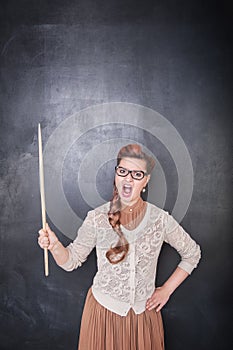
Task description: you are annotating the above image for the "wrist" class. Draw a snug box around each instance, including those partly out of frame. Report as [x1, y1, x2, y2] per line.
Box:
[50, 239, 60, 252]
[162, 283, 174, 296]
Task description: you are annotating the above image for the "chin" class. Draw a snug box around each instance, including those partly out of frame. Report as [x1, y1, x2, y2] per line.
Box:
[120, 196, 131, 203]
[121, 196, 138, 206]
[120, 195, 132, 204]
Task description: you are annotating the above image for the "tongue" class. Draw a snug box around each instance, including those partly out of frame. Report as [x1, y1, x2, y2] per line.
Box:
[123, 186, 132, 194]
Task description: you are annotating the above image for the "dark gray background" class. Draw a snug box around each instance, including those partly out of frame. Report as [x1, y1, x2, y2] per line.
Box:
[0, 1, 232, 349]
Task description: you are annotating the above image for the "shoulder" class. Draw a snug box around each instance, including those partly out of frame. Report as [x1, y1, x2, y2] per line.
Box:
[146, 202, 179, 232]
[147, 202, 179, 224]
[82, 202, 110, 221]
[93, 201, 110, 214]
[82, 202, 110, 227]
[147, 201, 169, 219]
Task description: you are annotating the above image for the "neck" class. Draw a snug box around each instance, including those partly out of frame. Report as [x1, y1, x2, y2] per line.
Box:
[120, 198, 147, 230]
[121, 197, 143, 210]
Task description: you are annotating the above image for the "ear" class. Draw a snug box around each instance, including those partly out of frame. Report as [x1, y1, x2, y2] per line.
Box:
[146, 174, 151, 185]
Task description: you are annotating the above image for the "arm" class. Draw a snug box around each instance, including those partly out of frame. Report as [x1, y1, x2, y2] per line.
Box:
[38, 210, 97, 271]
[146, 211, 201, 312]
[146, 266, 189, 312]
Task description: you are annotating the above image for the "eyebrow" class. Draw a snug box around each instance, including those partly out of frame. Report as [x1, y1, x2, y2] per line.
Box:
[118, 166, 146, 172]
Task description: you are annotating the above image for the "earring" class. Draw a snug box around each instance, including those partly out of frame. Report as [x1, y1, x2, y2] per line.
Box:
[142, 188, 146, 193]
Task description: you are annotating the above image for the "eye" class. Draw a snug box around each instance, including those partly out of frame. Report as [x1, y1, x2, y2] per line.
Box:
[133, 171, 143, 179]
[119, 167, 127, 175]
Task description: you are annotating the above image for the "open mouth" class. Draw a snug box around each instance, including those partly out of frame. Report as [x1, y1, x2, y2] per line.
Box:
[122, 184, 133, 198]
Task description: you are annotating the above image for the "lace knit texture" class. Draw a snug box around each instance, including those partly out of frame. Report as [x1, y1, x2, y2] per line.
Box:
[60, 202, 201, 316]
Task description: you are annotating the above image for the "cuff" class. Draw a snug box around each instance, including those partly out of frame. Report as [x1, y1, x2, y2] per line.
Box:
[178, 261, 196, 275]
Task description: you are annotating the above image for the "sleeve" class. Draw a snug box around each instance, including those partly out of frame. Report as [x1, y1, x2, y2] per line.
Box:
[59, 209, 97, 271]
[163, 211, 201, 274]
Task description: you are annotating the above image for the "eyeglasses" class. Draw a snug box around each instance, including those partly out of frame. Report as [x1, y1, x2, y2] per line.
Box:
[115, 166, 148, 180]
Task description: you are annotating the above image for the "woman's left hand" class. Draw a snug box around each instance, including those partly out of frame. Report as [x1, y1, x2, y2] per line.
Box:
[146, 286, 171, 312]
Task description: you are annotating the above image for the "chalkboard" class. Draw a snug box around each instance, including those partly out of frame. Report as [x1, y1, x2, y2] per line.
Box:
[0, 1, 232, 349]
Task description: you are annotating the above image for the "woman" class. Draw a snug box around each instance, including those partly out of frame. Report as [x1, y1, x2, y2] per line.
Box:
[38, 144, 201, 350]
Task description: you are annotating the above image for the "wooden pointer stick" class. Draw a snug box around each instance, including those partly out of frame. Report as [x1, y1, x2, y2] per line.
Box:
[38, 123, 49, 276]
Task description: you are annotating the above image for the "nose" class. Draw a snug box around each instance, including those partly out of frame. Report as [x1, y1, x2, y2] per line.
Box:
[125, 172, 133, 181]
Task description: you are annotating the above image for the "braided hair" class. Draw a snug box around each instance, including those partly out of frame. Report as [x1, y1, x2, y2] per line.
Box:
[106, 144, 155, 264]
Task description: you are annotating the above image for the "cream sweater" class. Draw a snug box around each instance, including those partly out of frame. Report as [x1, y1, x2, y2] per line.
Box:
[60, 202, 201, 316]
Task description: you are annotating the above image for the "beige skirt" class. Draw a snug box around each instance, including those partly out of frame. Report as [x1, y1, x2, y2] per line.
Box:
[78, 288, 164, 350]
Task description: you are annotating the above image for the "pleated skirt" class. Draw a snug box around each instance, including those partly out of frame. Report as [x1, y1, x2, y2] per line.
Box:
[78, 288, 164, 350]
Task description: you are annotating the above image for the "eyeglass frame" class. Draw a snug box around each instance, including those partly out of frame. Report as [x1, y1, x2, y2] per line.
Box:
[115, 165, 148, 180]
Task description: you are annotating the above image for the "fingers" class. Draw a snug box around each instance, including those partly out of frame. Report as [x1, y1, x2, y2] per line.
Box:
[146, 287, 169, 312]
[38, 236, 50, 249]
[38, 223, 52, 238]
[146, 297, 161, 312]
[38, 223, 50, 249]
[38, 223, 58, 250]
[38, 233, 50, 249]
[156, 303, 164, 312]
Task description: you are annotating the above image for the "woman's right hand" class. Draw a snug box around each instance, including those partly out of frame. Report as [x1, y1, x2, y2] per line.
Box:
[38, 223, 59, 251]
